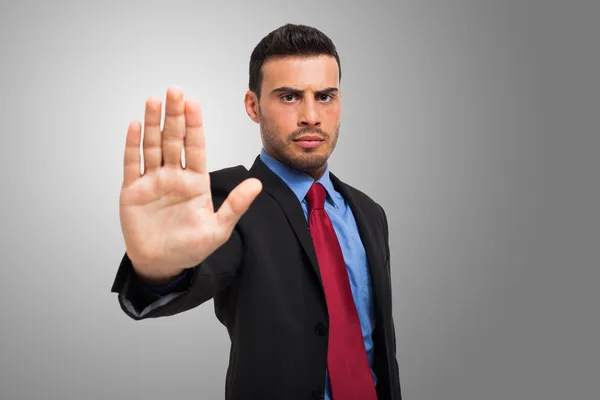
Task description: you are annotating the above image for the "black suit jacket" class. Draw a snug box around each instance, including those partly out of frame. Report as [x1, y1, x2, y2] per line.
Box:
[111, 155, 402, 400]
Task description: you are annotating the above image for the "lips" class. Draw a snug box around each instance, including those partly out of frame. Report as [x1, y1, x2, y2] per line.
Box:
[294, 135, 324, 142]
[294, 136, 324, 149]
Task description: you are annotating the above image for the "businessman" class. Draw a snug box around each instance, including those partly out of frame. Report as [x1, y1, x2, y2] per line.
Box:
[111, 23, 402, 400]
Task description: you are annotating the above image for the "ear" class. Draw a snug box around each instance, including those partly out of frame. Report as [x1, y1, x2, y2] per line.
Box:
[244, 90, 260, 124]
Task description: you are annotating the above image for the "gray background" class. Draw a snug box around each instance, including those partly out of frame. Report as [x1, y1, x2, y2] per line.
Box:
[0, 0, 598, 399]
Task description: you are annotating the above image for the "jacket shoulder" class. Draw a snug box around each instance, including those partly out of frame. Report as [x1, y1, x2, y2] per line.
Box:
[208, 164, 249, 192]
[340, 180, 385, 216]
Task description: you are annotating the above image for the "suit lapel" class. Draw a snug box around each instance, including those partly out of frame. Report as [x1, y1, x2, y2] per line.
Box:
[248, 156, 324, 294]
[329, 172, 390, 318]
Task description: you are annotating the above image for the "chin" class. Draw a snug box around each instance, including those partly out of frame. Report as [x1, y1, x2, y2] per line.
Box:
[287, 151, 329, 172]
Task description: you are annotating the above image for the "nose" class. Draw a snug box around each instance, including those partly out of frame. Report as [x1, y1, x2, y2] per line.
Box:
[298, 98, 321, 128]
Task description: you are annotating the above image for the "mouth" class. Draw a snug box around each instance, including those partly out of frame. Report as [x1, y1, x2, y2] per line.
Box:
[293, 135, 325, 149]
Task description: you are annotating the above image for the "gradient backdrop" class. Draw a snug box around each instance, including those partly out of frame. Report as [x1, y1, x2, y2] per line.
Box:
[1, 1, 598, 399]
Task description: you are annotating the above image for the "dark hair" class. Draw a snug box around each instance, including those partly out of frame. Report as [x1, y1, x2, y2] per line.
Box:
[249, 23, 341, 99]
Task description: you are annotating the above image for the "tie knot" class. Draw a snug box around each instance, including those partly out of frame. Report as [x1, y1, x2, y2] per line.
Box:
[306, 182, 326, 210]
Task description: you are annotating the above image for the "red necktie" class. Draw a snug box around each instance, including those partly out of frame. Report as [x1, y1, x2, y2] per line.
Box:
[306, 182, 378, 400]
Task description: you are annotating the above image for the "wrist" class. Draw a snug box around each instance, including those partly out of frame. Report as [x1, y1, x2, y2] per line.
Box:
[131, 262, 185, 286]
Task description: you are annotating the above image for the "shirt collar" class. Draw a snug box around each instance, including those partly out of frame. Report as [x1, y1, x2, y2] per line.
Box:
[259, 148, 339, 209]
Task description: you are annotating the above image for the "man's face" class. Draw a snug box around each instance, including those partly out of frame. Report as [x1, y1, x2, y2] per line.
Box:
[250, 55, 341, 175]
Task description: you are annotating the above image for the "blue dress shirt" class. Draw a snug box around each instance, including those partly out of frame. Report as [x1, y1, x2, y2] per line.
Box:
[136, 148, 377, 398]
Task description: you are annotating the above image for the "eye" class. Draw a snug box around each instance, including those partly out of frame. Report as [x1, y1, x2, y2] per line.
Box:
[281, 94, 296, 102]
[318, 94, 333, 102]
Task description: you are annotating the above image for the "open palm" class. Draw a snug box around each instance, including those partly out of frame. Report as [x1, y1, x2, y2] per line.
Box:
[119, 87, 261, 284]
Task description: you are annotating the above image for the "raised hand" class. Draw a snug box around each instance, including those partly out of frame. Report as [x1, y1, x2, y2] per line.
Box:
[119, 87, 262, 284]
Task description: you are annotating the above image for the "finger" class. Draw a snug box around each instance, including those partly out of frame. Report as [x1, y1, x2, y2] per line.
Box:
[123, 120, 142, 187]
[216, 178, 263, 232]
[142, 97, 163, 172]
[183, 99, 206, 173]
[162, 86, 185, 167]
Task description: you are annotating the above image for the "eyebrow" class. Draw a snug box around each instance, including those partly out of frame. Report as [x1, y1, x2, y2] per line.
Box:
[271, 87, 339, 95]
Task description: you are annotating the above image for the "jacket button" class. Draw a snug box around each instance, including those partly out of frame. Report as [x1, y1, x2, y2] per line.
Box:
[312, 388, 324, 399]
[315, 322, 328, 336]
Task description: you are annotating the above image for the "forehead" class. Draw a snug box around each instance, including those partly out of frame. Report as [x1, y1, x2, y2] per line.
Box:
[261, 55, 339, 91]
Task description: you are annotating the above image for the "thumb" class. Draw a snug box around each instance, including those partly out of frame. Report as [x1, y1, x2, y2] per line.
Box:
[216, 178, 263, 231]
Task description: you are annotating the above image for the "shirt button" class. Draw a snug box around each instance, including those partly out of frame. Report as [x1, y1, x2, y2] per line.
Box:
[315, 322, 328, 336]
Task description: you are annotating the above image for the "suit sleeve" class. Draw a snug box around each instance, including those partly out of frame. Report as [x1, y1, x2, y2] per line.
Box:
[113, 254, 193, 315]
[110, 167, 246, 320]
[111, 228, 243, 320]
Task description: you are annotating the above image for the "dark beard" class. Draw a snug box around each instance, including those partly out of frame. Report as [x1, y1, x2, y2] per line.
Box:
[259, 115, 339, 173]
[272, 145, 329, 172]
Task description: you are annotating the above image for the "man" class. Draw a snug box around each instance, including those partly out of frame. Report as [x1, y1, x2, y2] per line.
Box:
[111, 23, 402, 400]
